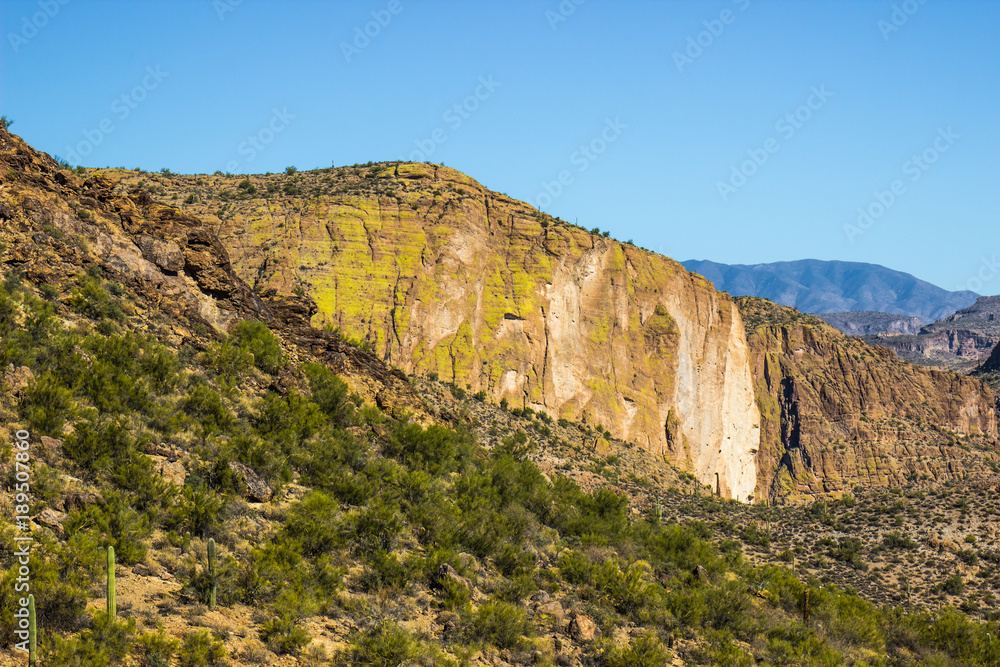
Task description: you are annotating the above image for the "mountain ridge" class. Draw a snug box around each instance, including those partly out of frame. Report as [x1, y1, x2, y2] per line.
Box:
[682, 258, 979, 323]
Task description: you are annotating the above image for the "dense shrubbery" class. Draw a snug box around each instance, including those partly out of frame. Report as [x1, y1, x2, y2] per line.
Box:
[2, 275, 1000, 666]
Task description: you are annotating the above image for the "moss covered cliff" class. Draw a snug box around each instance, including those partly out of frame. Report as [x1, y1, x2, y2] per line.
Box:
[111, 163, 760, 500]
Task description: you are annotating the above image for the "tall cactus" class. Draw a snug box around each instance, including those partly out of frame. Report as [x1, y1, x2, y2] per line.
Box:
[107, 545, 117, 617]
[207, 537, 217, 609]
[28, 593, 36, 667]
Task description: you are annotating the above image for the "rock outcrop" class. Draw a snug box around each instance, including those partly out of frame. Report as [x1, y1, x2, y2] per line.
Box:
[741, 298, 999, 502]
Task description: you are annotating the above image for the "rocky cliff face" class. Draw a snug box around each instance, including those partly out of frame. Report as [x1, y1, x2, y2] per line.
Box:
[740, 298, 999, 502]
[112, 164, 761, 500]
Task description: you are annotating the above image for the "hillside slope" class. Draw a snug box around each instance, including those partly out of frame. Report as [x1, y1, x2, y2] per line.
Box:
[3, 129, 1000, 666]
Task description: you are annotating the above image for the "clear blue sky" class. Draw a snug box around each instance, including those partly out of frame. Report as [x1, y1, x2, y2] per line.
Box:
[2, 0, 997, 293]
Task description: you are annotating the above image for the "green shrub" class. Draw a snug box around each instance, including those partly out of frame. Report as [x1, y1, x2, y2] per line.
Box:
[234, 320, 284, 373]
[178, 629, 226, 667]
[68, 277, 125, 322]
[466, 601, 532, 650]
[64, 490, 151, 564]
[260, 614, 311, 655]
[205, 337, 253, 380]
[254, 389, 324, 455]
[23, 372, 75, 435]
[383, 423, 471, 476]
[603, 632, 671, 667]
[166, 484, 225, 538]
[940, 574, 965, 596]
[883, 531, 917, 550]
[304, 362, 354, 427]
[181, 381, 233, 436]
[135, 627, 179, 667]
[347, 622, 418, 666]
[283, 491, 344, 556]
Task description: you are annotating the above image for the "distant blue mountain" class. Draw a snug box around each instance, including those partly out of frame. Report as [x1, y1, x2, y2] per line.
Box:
[681, 259, 978, 324]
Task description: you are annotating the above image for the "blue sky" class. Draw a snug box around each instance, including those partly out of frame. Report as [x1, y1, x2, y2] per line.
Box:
[2, 0, 997, 293]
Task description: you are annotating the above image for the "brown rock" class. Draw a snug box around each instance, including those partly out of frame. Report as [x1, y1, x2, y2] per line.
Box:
[150, 456, 186, 486]
[39, 435, 62, 455]
[36, 507, 67, 534]
[536, 601, 564, 628]
[228, 461, 273, 502]
[136, 234, 185, 272]
[3, 365, 33, 394]
[437, 563, 473, 595]
[203, 166, 761, 500]
[568, 614, 598, 641]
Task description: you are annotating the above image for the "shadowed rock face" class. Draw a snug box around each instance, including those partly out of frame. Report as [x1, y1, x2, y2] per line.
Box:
[147, 163, 761, 500]
[740, 298, 999, 502]
[982, 342, 1000, 373]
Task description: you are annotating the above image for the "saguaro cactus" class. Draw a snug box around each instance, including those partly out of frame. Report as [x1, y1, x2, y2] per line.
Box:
[207, 537, 218, 609]
[107, 545, 117, 617]
[28, 593, 37, 667]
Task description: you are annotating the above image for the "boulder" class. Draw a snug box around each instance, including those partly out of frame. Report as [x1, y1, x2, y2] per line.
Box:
[150, 456, 187, 486]
[228, 461, 273, 502]
[568, 613, 598, 641]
